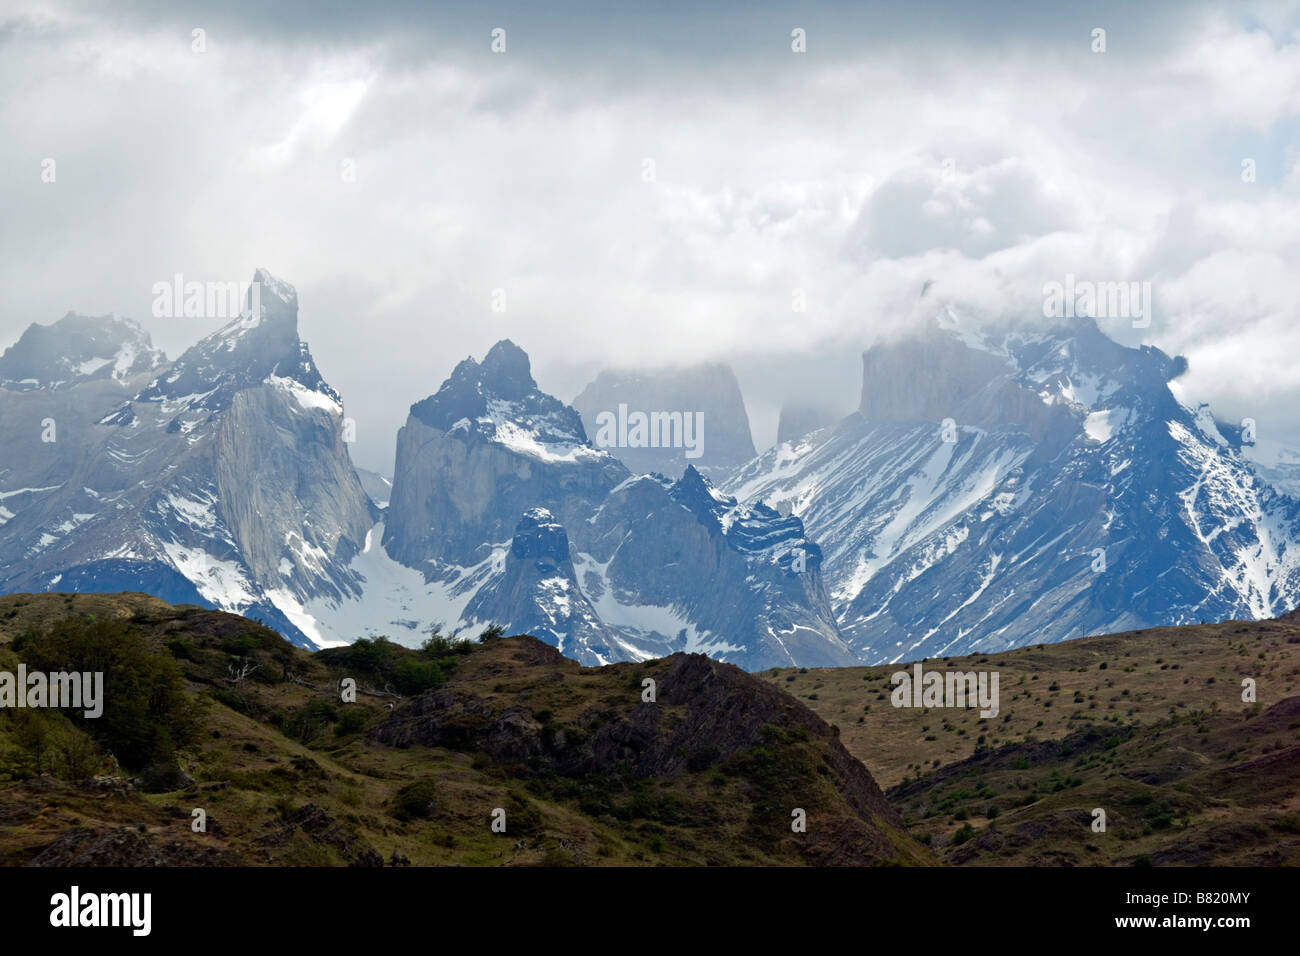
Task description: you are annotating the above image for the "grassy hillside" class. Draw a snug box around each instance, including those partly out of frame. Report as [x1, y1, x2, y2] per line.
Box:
[763, 614, 1300, 865]
[0, 593, 926, 867]
[3, 592, 1295, 866]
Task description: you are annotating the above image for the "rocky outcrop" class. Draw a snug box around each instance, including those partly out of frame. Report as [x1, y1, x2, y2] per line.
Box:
[26, 826, 238, 866]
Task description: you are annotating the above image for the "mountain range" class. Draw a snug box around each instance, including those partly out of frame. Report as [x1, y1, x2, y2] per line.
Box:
[1, 273, 1297, 668]
[727, 307, 1300, 662]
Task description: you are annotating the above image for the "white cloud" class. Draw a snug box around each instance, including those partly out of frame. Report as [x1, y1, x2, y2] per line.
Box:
[1, 1, 1298, 465]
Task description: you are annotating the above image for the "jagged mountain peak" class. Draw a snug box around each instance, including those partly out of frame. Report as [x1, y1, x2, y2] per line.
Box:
[666, 465, 821, 565]
[0, 311, 165, 390]
[127, 270, 338, 415]
[408, 341, 601, 458]
[199, 268, 302, 357]
[480, 338, 535, 397]
[0, 270, 372, 649]
[437, 339, 535, 398]
[252, 266, 298, 305]
[669, 464, 731, 525]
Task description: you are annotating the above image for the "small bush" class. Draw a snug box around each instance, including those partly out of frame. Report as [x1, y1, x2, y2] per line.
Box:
[392, 778, 438, 821]
[334, 707, 370, 736]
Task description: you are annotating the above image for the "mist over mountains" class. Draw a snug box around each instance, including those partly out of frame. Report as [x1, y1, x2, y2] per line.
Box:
[1, 272, 1296, 669]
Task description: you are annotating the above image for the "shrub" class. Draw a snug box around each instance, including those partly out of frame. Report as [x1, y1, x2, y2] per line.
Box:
[1, 708, 103, 781]
[392, 778, 438, 821]
[13, 616, 199, 769]
[138, 761, 191, 793]
[421, 630, 474, 657]
[334, 707, 370, 736]
[318, 635, 465, 696]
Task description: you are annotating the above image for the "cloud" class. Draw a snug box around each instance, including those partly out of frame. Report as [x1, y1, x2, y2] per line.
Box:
[1, 0, 1298, 465]
[850, 158, 1079, 259]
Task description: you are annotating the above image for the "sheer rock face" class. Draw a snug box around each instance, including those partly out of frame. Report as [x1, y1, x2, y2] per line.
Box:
[212, 381, 372, 598]
[384, 341, 628, 570]
[383, 414, 627, 569]
[0, 270, 373, 648]
[576, 468, 855, 668]
[859, 331, 1013, 424]
[572, 362, 756, 483]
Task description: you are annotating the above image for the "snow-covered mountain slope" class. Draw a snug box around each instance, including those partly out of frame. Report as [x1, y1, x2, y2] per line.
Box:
[0, 270, 373, 647]
[726, 309, 1300, 663]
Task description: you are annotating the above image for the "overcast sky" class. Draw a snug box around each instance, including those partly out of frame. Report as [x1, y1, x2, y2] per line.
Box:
[2, 0, 1298, 472]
